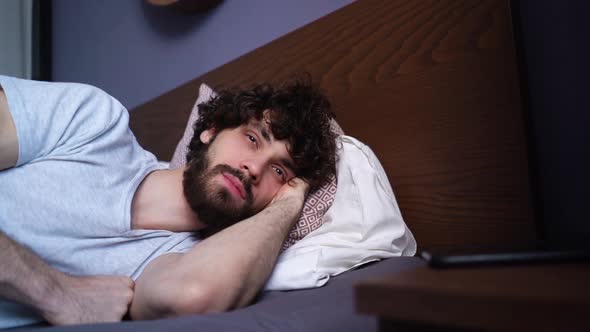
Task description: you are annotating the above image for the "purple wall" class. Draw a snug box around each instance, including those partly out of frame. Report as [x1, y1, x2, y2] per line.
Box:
[52, 0, 353, 109]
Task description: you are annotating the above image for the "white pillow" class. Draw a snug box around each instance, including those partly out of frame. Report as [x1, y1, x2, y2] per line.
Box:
[265, 135, 417, 291]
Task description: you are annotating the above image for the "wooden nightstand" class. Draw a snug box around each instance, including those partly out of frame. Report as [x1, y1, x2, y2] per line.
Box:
[355, 262, 590, 331]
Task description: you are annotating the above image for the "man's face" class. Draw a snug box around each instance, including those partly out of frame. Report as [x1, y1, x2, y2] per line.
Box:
[183, 119, 296, 231]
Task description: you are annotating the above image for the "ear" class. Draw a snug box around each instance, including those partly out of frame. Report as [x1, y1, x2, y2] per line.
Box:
[199, 128, 216, 144]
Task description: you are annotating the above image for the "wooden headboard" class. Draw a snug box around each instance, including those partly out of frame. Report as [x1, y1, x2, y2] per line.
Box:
[130, 0, 536, 252]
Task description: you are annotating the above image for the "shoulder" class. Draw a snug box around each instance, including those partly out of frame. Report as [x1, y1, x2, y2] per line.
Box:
[58, 83, 130, 138]
[66, 82, 127, 120]
[0, 76, 133, 165]
[37, 81, 134, 158]
[3, 76, 128, 131]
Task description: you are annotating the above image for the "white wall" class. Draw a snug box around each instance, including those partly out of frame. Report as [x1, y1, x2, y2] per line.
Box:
[0, 0, 32, 78]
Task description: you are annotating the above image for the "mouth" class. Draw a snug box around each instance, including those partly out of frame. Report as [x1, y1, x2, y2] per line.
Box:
[221, 173, 246, 200]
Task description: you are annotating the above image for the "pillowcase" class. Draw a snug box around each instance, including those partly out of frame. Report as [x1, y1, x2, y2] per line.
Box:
[264, 135, 417, 291]
[170, 83, 214, 169]
[169, 83, 343, 249]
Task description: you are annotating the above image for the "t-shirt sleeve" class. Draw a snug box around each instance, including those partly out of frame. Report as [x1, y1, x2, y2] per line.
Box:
[0, 75, 126, 167]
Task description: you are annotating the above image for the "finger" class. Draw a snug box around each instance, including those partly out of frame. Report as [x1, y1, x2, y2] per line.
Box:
[119, 276, 135, 289]
[124, 288, 135, 304]
[288, 177, 308, 187]
[128, 278, 136, 290]
[291, 177, 311, 194]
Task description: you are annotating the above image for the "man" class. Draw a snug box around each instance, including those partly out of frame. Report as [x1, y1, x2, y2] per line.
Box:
[0, 75, 337, 328]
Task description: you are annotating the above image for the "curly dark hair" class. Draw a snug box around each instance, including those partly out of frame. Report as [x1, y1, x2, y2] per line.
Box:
[186, 78, 338, 190]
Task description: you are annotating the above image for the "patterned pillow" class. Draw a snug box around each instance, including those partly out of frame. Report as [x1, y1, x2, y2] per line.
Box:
[170, 83, 343, 250]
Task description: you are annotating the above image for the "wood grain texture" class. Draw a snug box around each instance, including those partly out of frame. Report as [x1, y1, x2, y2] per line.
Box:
[130, 0, 536, 251]
[356, 263, 590, 331]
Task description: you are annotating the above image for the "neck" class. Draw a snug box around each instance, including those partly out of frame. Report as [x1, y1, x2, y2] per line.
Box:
[131, 167, 206, 232]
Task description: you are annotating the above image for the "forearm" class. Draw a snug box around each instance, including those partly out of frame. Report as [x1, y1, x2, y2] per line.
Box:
[131, 196, 302, 319]
[0, 231, 63, 314]
[0, 231, 135, 325]
[181, 196, 301, 307]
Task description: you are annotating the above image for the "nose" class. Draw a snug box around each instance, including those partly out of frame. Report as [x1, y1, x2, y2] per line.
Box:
[240, 158, 263, 184]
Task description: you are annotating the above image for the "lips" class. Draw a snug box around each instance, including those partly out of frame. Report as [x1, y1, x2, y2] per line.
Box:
[222, 173, 246, 200]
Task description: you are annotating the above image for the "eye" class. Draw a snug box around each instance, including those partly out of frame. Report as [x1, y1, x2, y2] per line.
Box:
[272, 165, 286, 180]
[246, 134, 257, 146]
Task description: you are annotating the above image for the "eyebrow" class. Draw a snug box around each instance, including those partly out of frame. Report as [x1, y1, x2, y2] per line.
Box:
[250, 121, 272, 144]
[280, 158, 296, 177]
[252, 121, 272, 144]
[250, 122, 297, 175]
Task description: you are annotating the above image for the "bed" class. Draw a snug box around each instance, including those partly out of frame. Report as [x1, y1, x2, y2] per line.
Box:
[20, 0, 536, 330]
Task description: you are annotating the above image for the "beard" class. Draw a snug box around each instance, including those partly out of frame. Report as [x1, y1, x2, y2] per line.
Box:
[182, 144, 254, 235]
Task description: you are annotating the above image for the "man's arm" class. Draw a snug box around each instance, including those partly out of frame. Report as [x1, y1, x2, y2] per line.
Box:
[1, 88, 135, 325]
[0, 231, 135, 325]
[0, 88, 18, 171]
[129, 179, 309, 319]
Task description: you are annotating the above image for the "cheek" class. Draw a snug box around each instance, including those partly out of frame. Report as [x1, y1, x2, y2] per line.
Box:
[207, 146, 239, 168]
[254, 178, 283, 207]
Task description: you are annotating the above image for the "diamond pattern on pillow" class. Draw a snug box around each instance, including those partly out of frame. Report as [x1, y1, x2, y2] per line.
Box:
[170, 83, 343, 250]
[281, 173, 338, 251]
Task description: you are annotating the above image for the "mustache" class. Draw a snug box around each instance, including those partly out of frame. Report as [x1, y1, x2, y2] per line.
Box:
[210, 164, 253, 200]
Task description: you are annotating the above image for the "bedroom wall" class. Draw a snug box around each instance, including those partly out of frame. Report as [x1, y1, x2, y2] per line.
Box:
[0, 0, 32, 79]
[51, 0, 353, 109]
[49, 0, 589, 249]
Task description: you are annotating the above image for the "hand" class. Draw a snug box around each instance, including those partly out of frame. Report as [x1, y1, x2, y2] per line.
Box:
[270, 177, 310, 208]
[42, 274, 135, 325]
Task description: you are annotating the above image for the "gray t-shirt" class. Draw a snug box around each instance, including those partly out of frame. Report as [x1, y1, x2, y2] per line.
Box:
[0, 75, 199, 328]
